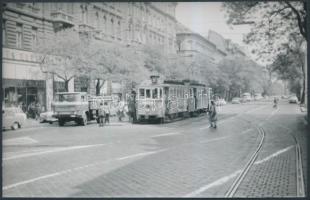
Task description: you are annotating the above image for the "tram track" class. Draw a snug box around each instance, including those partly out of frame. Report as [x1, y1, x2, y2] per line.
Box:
[224, 117, 306, 197]
[225, 126, 265, 197]
[277, 124, 306, 197]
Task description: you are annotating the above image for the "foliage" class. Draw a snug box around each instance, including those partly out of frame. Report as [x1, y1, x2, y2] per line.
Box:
[35, 29, 89, 91]
[271, 34, 306, 101]
[83, 41, 148, 94]
[216, 56, 265, 99]
[222, 1, 307, 103]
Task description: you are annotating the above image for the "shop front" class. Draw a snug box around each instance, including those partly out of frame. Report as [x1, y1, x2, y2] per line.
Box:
[3, 79, 46, 112]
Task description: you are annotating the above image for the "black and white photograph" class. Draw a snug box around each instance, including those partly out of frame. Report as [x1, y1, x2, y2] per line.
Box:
[1, 1, 308, 198]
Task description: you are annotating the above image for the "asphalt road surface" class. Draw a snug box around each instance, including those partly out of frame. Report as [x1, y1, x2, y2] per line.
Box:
[2, 101, 307, 197]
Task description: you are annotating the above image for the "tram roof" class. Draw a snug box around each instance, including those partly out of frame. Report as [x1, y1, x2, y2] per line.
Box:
[138, 79, 206, 87]
[55, 92, 87, 95]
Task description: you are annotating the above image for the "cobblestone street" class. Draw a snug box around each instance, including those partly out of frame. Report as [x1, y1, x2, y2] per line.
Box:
[2, 102, 307, 197]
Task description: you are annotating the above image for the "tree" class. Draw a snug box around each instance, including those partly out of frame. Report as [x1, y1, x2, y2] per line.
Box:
[216, 56, 265, 100]
[35, 29, 89, 92]
[222, 1, 307, 103]
[271, 35, 306, 101]
[85, 41, 148, 95]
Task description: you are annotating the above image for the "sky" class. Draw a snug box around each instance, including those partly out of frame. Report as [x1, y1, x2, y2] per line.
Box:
[175, 2, 251, 49]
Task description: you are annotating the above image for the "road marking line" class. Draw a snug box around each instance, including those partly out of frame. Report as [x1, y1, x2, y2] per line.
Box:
[3, 149, 166, 190]
[254, 145, 294, 165]
[3, 143, 108, 161]
[185, 170, 242, 197]
[199, 125, 211, 130]
[3, 137, 38, 146]
[200, 136, 229, 143]
[151, 132, 181, 138]
[117, 150, 160, 160]
[2, 159, 113, 191]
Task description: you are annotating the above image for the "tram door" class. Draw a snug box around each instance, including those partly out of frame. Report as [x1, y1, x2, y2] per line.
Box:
[164, 87, 169, 114]
[193, 88, 197, 109]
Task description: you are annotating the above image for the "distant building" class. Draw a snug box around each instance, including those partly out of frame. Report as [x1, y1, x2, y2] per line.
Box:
[176, 32, 216, 63]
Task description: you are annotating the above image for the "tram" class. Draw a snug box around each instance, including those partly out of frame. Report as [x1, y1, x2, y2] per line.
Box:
[136, 75, 211, 122]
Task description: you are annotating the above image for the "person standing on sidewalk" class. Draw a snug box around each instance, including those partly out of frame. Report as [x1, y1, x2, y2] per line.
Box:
[103, 102, 110, 124]
[208, 100, 217, 128]
[98, 102, 105, 127]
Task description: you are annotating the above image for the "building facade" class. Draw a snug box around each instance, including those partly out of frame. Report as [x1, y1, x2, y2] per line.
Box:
[2, 2, 178, 110]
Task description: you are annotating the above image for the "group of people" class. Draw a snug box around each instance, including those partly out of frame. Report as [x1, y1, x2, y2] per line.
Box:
[98, 102, 111, 127]
[97, 96, 135, 127]
[19, 101, 42, 120]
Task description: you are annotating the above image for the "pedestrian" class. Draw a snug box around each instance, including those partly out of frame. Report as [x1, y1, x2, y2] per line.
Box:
[208, 100, 217, 128]
[98, 102, 105, 127]
[35, 101, 41, 120]
[28, 101, 36, 119]
[103, 101, 110, 124]
[273, 97, 278, 109]
[127, 92, 136, 123]
[117, 101, 125, 122]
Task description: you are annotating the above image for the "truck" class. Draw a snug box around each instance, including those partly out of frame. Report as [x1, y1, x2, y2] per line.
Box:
[51, 92, 112, 126]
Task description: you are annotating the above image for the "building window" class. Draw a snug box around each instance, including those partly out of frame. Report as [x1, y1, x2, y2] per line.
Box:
[31, 27, 38, 49]
[2, 20, 6, 46]
[103, 15, 107, 33]
[95, 12, 100, 29]
[117, 21, 121, 38]
[16, 23, 23, 49]
[111, 18, 114, 37]
[81, 7, 88, 23]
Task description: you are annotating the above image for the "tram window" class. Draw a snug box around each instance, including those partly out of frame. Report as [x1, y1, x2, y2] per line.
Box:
[139, 89, 145, 99]
[160, 88, 162, 98]
[152, 88, 158, 99]
[146, 89, 151, 98]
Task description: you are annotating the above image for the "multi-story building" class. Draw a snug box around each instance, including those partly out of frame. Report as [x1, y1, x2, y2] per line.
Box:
[2, 2, 178, 110]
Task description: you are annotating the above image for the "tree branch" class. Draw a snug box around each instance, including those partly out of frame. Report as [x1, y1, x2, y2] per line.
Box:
[269, 6, 290, 18]
[284, 1, 307, 40]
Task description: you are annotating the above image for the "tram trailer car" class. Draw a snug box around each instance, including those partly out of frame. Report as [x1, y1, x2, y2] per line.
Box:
[136, 76, 210, 122]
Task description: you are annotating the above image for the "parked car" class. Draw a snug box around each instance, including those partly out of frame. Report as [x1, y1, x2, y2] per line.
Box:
[39, 111, 58, 124]
[254, 93, 263, 101]
[231, 97, 241, 104]
[288, 96, 298, 104]
[242, 93, 252, 102]
[281, 95, 289, 99]
[2, 107, 27, 130]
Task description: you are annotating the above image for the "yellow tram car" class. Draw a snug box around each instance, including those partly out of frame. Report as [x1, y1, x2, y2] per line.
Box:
[136, 75, 211, 122]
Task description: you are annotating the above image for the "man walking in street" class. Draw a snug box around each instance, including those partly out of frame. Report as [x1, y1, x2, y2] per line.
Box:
[98, 102, 105, 127]
[209, 100, 217, 128]
[103, 102, 110, 124]
[128, 91, 137, 123]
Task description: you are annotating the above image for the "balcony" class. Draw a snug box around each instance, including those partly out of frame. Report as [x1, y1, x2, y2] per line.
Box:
[78, 23, 95, 33]
[93, 30, 103, 40]
[51, 11, 74, 29]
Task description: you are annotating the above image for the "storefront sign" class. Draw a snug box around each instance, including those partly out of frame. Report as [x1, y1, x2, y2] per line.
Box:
[3, 79, 46, 88]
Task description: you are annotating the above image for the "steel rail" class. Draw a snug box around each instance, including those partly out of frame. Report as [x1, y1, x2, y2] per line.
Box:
[225, 126, 265, 197]
[279, 124, 306, 197]
[296, 143, 305, 197]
